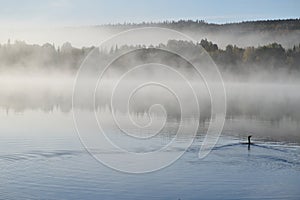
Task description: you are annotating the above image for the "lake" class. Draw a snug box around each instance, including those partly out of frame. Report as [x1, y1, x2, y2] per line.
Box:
[1, 109, 300, 200]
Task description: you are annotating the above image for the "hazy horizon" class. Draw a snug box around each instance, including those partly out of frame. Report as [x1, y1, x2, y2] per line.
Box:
[0, 0, 299, 27]
[1, 18, 300, 49]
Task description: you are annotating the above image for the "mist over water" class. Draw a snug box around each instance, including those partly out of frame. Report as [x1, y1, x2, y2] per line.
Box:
[1, 44, 300, 143]
[1, 64, 300, 143]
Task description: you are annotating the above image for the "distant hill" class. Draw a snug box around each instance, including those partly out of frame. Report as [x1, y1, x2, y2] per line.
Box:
[1, 19, 299, 48]
[1, 19, 300, 74]
[93, 19, 300, 49]
[97, 19, 300, 32]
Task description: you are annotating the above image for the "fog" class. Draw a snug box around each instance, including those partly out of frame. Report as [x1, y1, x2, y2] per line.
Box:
[183, 29, 300, 49]
[0, 27, 112, 48]
[1, 67, 300, 143]
[1, 22, 299, 48]
[2, 70, 300, 118]
[1, 21, 300, 143]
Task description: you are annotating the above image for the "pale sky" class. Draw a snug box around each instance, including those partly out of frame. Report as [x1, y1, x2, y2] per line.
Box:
[0, 0, 299, 27]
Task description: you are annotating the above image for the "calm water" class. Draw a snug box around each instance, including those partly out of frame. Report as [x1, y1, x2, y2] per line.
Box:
[1, 110, 300, 200]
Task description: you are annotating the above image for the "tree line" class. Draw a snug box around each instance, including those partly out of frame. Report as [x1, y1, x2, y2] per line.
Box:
[98, 18, 300, 32]
[1, 39, 299, 73]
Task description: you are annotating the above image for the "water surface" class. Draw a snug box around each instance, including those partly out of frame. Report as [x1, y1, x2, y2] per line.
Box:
[1, 110, 299, 200]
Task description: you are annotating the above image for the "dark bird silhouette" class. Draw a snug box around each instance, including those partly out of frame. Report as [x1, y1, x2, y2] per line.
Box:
[248, 135, 252, 145]
[241, 135, 253, 145]
[247, 135, 253, 150]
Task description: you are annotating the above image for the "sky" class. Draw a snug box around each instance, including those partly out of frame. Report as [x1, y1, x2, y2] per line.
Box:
[0, 0, 299, 27]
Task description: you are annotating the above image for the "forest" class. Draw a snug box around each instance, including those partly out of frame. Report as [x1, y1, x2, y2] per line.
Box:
[1, 38, 299, 74]
[98, 18, 300, 32]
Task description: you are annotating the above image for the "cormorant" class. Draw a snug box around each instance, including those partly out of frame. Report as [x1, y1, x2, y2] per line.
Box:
[248, 135, 252, 145]
[247, 135, 252, 150]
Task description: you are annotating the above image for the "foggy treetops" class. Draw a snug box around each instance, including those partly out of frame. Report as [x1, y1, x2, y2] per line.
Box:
[1, 19, 300, 74]
[1, 39, 299, 74]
